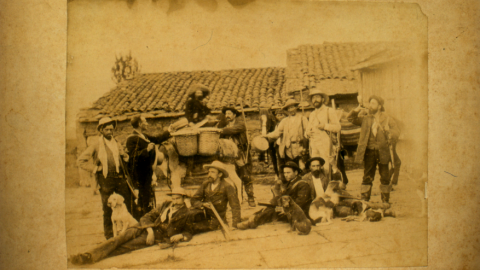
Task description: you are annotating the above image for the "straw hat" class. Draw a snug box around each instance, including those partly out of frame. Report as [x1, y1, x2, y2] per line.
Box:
[282, 99, 300, 110]
[97, 117, 117, 131]
[203, 161, 229, 178]
[166, 187, 188, 197]
[309, 87, 330, 105]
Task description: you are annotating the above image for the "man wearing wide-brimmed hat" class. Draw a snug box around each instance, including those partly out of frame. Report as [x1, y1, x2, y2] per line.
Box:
[217, 106, 256, 207]
[237, 161, 312, 230]
[347, 95, 400, 203]
[69, 187, 194, 265]
[185, 83, 212, 125]
[189, 161, 241, 232]
[77, 117, 133, 240]
[304, 87, 341, 181]
[263, 99, 309, 174]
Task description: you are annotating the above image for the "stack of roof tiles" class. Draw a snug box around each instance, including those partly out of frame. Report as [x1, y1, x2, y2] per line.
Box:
[89, 67, 287, 118]
[286, 42, 389, 95]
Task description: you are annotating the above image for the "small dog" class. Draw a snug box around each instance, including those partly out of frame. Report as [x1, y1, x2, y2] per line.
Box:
[350, 201, 383, 222]
[108, 193, 138, 237]
[279, 195, 312, 235]
[309, 197, 334, 225]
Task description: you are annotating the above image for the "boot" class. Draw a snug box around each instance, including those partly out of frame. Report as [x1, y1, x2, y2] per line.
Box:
[244, 180, 256, 207]
[360, 184, 372, 202]
[380, 184, 392, 204]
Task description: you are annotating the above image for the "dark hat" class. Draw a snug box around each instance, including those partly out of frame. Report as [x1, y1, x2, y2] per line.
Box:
[274, 109, 288, 116]
[281, 161, 301, 173]
[188, 83, 210, 97]
[369, 95, 385, 111]
[222, 106, 239, 115]
[306, 157, 326, 168]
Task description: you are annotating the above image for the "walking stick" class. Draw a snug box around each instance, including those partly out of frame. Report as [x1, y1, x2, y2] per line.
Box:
[207, 202, 231, 241]
[239, 99, 251, 202]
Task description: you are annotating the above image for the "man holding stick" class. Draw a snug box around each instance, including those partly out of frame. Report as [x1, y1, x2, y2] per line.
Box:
[189, 161, 241, 233]
[347, 95, 400, 203]
[217, 106, 256, 207]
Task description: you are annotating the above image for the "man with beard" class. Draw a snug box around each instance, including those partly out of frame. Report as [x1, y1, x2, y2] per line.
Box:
[126, 116, 171, 219]
[77, 117, 133, 240]
[69, 188, 194, 265]
[304, 88, 341, 181]
[237, 161, 312, 230]
[347, 95, 400, 203]
[217, 106, 256, 207]
[184, 83, 211, 126]
[263, 99, 309, 173]
[189, 161, 241, 232]
[302, 157, 329, 199]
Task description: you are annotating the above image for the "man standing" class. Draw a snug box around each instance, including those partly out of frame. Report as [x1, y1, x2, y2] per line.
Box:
[237, 161, 312, 230]
[263, 99, 309, 172]
[184, 83, 211, 126]
[217, 106, 256, 207]
[69, 188, 194, 265]
[189, 161, 241, 232]
[126, 116, 171, 219]
[77, 117, 133, 240]
[304, 88, 341, 180]
[347, 95, 400, 203]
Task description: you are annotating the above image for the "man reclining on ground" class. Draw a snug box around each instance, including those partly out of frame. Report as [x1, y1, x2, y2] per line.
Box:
[237, 161, 312, 230]
[69, 188, 194, 265]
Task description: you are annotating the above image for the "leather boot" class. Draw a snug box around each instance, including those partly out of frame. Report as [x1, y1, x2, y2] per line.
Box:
[360, 184, 372, 202]
[380, 184, 392, 204]
[244, 178, 256, 207]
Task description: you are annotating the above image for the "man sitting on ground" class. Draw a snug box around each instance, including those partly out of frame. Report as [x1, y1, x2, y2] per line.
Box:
[189, 161, 242, 232]
[237, 161, 312, 230]
[69, 188, 194, 265]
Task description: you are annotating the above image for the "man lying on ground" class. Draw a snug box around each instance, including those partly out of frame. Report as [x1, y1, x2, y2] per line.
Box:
[237, 161, 312, 230]
[69, 188, 194, 265]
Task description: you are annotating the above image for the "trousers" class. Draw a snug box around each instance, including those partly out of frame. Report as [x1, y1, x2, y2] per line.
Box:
[97, 172, 133, 239]
[362, 148, 390, 186]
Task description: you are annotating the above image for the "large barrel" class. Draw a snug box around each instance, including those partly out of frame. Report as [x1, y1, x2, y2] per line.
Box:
[340, 119, 360, 146]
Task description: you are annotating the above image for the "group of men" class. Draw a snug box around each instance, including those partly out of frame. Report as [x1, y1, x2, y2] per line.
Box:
[73, 82, 401, 265]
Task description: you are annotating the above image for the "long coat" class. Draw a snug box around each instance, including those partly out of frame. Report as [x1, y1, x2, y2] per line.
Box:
[185, 98, 211, 124]
[347, 110, 400, 164]
[139, 200, 193, 241]
[126, 130, 171, 188]
[190, 179, 241, 227]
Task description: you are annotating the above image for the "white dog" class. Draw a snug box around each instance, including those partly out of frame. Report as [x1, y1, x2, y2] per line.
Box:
[108, 193, 138, 237]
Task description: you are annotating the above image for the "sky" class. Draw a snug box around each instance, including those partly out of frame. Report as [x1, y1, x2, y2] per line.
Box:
[66, 0, 426, 139]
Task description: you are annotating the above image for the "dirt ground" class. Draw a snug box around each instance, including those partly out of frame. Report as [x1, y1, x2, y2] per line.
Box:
[66, 169, 427, 268]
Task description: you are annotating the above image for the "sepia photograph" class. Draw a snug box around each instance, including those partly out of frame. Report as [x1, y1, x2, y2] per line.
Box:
[65, 0, 428, 268]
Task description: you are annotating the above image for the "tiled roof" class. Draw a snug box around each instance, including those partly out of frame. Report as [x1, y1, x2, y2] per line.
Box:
[90, 67, 287, 117]
[286, 42, 390, 95]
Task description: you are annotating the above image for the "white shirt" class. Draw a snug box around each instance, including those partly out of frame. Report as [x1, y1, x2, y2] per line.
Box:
[312, 175, 325, 198]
